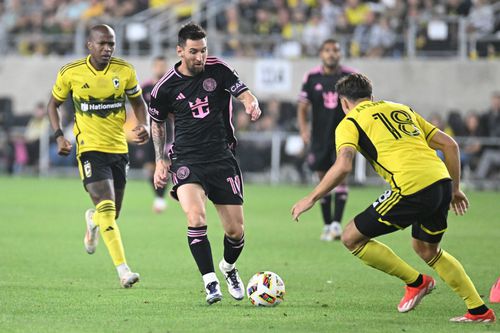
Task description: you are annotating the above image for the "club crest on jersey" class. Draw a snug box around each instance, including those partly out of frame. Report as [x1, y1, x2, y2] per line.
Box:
[112, 77, 120, 89]
[83, 160, 92, 178]
[176, 166, 190, 180]
[202, 78, 217, 92]
[188, 96, 210, 119]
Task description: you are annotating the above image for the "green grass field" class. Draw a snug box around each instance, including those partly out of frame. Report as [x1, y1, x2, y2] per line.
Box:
[0, 176, 499, 333]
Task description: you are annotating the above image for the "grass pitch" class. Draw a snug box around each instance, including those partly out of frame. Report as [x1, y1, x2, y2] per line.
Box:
[0, 176, 499, 333]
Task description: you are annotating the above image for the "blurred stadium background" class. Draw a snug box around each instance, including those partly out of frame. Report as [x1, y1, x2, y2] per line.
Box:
[1, 0, 500, 189]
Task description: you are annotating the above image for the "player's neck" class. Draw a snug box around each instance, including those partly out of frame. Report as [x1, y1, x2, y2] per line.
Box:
[177, 62, 195, 77]
[89, 56, 108, 71]
[322, 64, 339, 75]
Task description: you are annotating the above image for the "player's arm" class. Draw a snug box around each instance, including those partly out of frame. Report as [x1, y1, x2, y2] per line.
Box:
[297, 101, 311, 145]
[236, 90, 261, 121]
[428, 129, 468, 215]
[291, 146, 355, 221]
[47, 95, 72, 156]
[150, 118, 171, 189]
[129, 95, 150, 145]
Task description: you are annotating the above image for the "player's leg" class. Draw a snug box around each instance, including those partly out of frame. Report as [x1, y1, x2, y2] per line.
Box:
[176, 182, 221, 304]
[215, 204, 245, 300]
[331, 181, 348, 239]
[316, 170, 335, 241]
[144, 138, 168, 213]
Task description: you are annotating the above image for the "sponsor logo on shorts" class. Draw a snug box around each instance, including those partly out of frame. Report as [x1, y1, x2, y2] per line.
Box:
[84, 160, 92, 178]
[177, 166, 190, 180]
[203, 78, 217, 92]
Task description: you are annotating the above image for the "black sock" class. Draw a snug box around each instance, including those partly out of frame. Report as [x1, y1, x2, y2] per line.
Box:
[320, 194, 332, 225]
[333, 190, 348, 223]
[407, 274, 423, 287]
[150, 177, 166, 198]
[187, 226, 214, 275]
[223, 234, 245, 265]
[468, 305, 489, 315]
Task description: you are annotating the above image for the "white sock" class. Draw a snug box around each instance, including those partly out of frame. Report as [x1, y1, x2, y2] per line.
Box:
[202, 272, 218, 286]
[116, 263, 130, 277]
[220, 258, 235, 272]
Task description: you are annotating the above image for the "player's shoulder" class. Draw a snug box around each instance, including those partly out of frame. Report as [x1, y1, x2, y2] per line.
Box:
[339, 65, 358, 75]
[150, 67, 179, 98]
[109, 57, 135, 69]
[205, 56, 233, 70]
[302, 65, 323, 82]
[58, 57, 87, 76]
[383, 100, 413, 111]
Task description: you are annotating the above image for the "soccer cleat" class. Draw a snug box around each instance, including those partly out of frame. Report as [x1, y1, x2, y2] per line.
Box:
[489, 277, 500, 303]
[120, 271, 140, 288]
[320, 225, 334, 241]
[449, 309, 496, 323]
[329, 221, 342, 240]
[84, 209, 99, 254]
[152, 197, 167, 214]
[398, 275, 435, 313]
[205, 281, 223, 305]
[219, 260, 245, 300]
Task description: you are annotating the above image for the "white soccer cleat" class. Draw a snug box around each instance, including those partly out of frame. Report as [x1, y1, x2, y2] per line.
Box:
[320, 225, 333, 241]
[152, 197, 167, 213]
[219, 260, 245, 300]
[84, 209, 99, 254]
[205, 281, 223, 304]
[120, 271, 140, 288]
[329, 221, 342, 240]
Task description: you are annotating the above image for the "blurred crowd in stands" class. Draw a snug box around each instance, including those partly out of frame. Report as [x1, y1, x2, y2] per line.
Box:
[1, 0, 499, 58]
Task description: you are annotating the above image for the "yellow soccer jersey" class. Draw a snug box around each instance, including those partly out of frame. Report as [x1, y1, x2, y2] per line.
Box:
[336, 100, 451, 195]
[51, 55, 142, 155]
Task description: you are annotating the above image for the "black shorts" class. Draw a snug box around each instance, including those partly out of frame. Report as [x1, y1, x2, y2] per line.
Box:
[307, 146, 336, 172]
[169, 157, 244, 205]
[354, 180, 452, 243]
[77, 151, 129, 190]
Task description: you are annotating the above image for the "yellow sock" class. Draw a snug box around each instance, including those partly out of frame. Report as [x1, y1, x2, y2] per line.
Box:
[352, 240, 420, 284]
[94, 200, 126, 266]
[427, 249, 484, 309]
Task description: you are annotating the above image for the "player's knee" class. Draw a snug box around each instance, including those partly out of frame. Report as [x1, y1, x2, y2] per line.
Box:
[225, 224, 244, 239]
[412, 240, 439, 262]
[341, 220, 364, 251]
[186, 209, 206, 227]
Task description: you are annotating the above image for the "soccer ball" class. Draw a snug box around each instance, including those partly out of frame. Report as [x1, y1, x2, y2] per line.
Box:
[246, 271, 285, 307]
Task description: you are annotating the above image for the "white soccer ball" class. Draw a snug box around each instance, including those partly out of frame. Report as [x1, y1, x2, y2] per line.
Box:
[246, 271, 285, 307]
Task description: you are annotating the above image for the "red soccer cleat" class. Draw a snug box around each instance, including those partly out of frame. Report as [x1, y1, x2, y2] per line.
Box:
[490, 278, 500, 303]
[450, 309, 496, 323]
[398, 275, 436, 313]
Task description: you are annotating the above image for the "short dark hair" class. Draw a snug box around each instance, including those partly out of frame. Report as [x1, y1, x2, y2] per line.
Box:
[335, 73, 373, 101]
[153, 55, 167, 62]
[178, 22, 206, 47]
[319, 38, 339, 52]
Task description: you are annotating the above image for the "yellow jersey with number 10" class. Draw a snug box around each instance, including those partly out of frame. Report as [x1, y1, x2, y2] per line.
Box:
[336, 100, 451, 195]
[51, 55, 142, 155]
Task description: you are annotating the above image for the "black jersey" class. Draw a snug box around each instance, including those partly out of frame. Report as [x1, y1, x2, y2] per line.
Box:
[149, 56, 248, 164]
[298, 65, 356, 153]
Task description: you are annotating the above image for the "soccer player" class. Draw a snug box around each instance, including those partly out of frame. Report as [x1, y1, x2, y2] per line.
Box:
[297, 39, 355, 241]
[141, 55, 172, 213]
[149, 23, 261, 304]
[291, 73, 496, 323]
[47, 24, 149, 288]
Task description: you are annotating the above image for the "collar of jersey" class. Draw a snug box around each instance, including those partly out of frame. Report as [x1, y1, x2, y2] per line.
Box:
[86, 55, 111, 75]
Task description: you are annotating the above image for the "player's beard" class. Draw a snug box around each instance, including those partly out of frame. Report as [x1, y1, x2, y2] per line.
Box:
[188, 62, 205, 75]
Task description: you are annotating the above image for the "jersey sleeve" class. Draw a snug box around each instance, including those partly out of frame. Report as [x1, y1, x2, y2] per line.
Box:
[51, 69, 71, 102]
[335, 118, 359, 152]
[148, 87, 171, 123]
[298, 72, 311, 104]
[219, 64, 248, 97]
[125, 67, 142, 98]
[415, 112, 439, 143]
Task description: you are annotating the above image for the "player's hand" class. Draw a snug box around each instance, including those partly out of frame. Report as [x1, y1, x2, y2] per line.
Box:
[450, 189, 469, 216]
[291, 196, 315, 222]
[246, 100, 262, 121]
[56, 136, 72, 156]
[132, 124, 150, 145]
[154, 159, 170, 189]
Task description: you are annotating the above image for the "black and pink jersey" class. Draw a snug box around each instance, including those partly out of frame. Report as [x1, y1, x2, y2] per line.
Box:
[298, 65, 356, 153]
[149, 56, 248, 164]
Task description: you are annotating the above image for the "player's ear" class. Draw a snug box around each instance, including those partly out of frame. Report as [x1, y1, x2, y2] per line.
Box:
[340, 97, 349, 114]
[176, 45, 183, 57]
